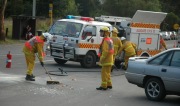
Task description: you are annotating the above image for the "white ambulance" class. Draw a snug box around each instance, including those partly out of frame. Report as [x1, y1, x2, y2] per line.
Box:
[125, 10, 167, 57]
[94, 10, 167, 67]
[95, 15, 132, 26]
[48, 15, 112, 68]
[175, 28, 180, 47]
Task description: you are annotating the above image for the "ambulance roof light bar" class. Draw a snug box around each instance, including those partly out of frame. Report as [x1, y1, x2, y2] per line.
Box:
[66, 15, 94, 21]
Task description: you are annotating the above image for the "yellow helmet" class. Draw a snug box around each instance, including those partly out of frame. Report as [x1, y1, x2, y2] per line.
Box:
[100, 26, 110, 32]
[112, 27, 119, 33]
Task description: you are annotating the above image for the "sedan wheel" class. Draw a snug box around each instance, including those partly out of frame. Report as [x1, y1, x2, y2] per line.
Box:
[145, 78, 166, 101]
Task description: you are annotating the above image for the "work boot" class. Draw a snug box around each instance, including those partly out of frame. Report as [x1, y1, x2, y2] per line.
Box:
[122, 65, 127, 70]
[25, 74, 35, 81]
[107, 86, 112, 89]
[31, 74, 35, 78]
[111, 66, 114, 72]
[96, 87, 107, 90]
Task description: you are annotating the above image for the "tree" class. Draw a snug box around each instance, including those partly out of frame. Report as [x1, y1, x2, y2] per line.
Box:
[75, 0, 101, 17]
[0, 0, 7, 41]
[162, 12, 180, 31]
[102, 0, 162, 17]
[63, 0, 79, 17]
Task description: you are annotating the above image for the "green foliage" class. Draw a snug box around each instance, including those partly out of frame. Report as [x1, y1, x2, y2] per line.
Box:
[2, 0, 180, 33]
[75, 0, 101, 17]
[102, 0, 162, 17]
[63, 0, 79, 17]
[163, 12, 180, 31]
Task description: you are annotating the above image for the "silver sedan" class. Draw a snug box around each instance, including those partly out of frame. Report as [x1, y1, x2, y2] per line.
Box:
[125, 48, 180, 101]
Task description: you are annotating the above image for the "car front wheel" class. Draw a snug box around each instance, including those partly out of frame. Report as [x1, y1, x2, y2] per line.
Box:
[54, 58, 67, 64]
[80, 52, 96, 68]
[145, 78, 166, 101]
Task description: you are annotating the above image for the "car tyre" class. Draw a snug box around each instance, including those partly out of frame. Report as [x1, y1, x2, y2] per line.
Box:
[54, 58, 67, 64]
[145, 78, 166, 101]
[80, 52, 96, 68]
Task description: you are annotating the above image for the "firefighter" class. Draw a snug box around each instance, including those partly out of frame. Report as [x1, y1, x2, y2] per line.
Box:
[160, 35, 167, 51]
[119, 37, 136, 70]
[110, 27, 122, 71]
[97, 26, 114, 90]
[23, 35, 47, 81]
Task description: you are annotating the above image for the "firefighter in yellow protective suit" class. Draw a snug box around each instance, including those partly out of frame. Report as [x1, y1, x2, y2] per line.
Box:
[110, 27, 122, 71]
[119, 37, 136, 70]
[23, 35, 47, 81]
[97, 26, 114, 90]
[160, 35, 167, 51]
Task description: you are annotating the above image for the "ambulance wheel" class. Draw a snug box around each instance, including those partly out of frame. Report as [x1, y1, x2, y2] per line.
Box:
[80, 52, 96, 68]
[54, 58, 67, 64]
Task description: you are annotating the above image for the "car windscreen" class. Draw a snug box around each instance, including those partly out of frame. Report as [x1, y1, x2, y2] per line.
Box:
[49, 21, 83, 38]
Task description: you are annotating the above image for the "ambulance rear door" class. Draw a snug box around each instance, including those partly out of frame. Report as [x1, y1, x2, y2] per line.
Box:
[130, 10, 167, 50]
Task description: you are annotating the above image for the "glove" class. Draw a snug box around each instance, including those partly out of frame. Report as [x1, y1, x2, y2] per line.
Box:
[40, 62, 44, 67]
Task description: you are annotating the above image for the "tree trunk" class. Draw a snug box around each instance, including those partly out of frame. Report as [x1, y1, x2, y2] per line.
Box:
[0, 0, 7, 41]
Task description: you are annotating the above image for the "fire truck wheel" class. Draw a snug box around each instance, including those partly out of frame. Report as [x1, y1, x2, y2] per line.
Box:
[80, 52, 96, 68]
[54, 58, 67, 64]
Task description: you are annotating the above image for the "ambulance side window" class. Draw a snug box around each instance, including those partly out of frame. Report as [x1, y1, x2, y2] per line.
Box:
[82, 26, 96, 40]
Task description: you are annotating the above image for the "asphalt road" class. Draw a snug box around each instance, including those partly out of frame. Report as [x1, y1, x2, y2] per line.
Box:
[0, 40, 179, 106]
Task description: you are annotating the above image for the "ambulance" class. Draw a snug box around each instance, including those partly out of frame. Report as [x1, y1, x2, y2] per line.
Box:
[125, 10, 167, 57]
[175, 28, 180, 47]
[95, 15, 132, 26]
[48, 15, 112, 68]
[94, 10, 167, 67]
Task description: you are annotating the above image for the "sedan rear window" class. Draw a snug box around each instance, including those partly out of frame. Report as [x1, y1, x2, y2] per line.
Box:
[161, 51, 173, 66]
[171, 51, 180, 67]
[148, 53, 167, 65]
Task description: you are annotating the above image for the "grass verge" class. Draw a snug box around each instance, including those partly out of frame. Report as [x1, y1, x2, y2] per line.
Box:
[0, 38, 24, 45]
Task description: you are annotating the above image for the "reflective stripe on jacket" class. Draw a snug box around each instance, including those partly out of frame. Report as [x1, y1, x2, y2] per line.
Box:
[160, 39, 167, 49]
[23, 36, 45, 62]
[99, 37, 114, 66]
[119, 41, 136, 57]
[110, 37, 122, 56]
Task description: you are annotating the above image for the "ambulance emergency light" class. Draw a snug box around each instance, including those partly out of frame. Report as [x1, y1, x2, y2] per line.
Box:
[66, 15, 94, 21]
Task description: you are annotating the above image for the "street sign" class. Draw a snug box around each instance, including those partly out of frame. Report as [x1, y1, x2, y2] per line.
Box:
[173, 24, 179, 30]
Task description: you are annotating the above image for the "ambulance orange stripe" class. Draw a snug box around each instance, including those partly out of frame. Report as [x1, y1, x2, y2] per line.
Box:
[78, 43, 100, 49]
[137, 50, 161, 56]
[131, 23, 160, 29]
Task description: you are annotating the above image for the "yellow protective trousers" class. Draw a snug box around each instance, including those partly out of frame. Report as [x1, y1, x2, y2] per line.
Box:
[24, 53, 35, 75]
[124, 55, 135, 69]
[101, 66, 112, 88]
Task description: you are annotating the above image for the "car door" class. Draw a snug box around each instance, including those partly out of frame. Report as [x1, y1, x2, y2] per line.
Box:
[145, 53, 168, 76]
[160, 50, 180, 92]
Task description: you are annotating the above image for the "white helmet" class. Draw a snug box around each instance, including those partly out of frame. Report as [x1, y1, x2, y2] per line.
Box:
[121, 37, 126, 40]
[42, 33, 53, 40]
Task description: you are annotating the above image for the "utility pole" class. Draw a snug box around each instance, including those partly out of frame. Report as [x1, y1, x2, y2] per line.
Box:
[49, 0, 53, 25]
[32, 0, 36, 17]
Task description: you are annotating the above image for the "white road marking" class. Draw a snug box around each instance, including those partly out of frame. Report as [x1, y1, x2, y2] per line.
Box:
[35, 60, 54, 63]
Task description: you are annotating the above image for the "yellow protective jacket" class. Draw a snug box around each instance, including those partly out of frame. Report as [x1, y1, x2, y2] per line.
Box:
[110, 34, 122, 56]
[99, 37, 114, 66]
[23, 36, 45, 62]
[160, 38, 167, 50]
[119, 41, 136, 57]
